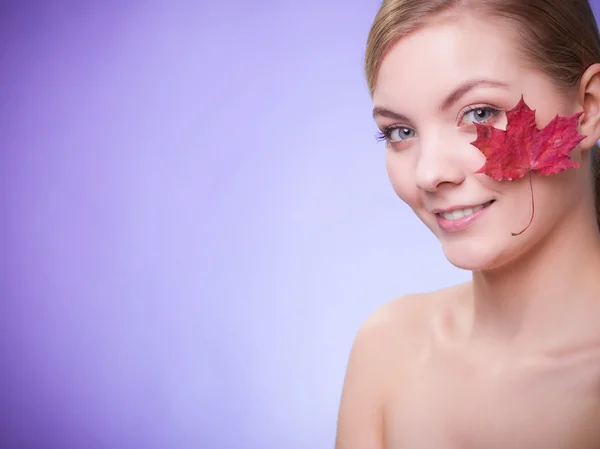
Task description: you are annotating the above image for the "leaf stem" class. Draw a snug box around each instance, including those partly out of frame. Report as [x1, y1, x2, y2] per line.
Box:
[511, 171, 534, 236]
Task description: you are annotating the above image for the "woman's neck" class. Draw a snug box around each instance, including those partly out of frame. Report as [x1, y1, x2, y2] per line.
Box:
[469, 208, 600, 353]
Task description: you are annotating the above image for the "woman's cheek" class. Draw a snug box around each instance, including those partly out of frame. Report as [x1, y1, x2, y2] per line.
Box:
[386, 156, 420, 205]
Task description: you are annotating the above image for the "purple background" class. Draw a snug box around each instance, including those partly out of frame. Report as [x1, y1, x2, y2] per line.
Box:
[2, 2, 599, 448]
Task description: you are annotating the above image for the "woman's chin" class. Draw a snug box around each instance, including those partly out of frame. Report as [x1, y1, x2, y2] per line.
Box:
[441, 241, 506, 272]
[445, 256, 495, 271]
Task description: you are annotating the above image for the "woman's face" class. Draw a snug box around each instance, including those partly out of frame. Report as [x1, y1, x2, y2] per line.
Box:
[372, 13, 587, 270]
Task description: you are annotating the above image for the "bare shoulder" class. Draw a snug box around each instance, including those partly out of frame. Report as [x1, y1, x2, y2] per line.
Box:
[360, 281, 470, 349]
[335, 282, 471, 449]
[342, 281, 471, 377]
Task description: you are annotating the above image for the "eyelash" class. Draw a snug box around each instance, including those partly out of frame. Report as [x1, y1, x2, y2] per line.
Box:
[375, 105, 502, 143]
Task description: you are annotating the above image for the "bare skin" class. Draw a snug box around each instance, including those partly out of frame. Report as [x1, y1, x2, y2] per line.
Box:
[336, 10, 600, 449]
[336, 284, 600, 449]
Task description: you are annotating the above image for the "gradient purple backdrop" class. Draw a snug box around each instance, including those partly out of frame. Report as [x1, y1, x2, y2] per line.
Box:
[2, 2, 600, 448]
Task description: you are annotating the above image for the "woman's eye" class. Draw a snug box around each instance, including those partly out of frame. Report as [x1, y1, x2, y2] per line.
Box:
[388, 127, 416, 142]
[462, 107, 498, 124]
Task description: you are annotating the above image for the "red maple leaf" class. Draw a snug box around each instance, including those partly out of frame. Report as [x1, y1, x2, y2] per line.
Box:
[470, 96, 585, 235]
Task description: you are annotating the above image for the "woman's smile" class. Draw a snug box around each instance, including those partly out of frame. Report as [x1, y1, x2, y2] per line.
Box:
[435, 199, 495, 232]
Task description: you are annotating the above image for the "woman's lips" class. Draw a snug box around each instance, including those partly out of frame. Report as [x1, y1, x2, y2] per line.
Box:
[435, 200, 495, 232]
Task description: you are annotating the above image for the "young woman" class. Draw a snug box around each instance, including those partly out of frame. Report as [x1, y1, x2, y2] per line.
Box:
[336, 1, 600, 448]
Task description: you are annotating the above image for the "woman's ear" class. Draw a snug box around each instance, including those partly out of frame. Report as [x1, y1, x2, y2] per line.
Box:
[577, 63, 600, 150]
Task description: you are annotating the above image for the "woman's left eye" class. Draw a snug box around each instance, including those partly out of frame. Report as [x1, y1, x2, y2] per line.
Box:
[461, 106, 500, 125]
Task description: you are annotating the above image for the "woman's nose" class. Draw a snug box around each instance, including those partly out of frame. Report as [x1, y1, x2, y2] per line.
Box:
[415, 142, 466, 192]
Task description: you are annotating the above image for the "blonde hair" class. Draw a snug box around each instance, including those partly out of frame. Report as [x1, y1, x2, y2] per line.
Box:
[365, 0, 600, 227]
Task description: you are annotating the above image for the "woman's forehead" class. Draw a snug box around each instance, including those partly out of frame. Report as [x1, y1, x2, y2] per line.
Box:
[373, 14, 524, 102]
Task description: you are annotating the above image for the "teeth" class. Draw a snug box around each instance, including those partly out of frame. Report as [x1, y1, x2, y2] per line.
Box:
[439, 202, 489, 220]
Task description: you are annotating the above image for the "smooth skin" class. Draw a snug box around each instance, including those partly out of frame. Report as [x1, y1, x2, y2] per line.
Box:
[336, 12, 600, 449]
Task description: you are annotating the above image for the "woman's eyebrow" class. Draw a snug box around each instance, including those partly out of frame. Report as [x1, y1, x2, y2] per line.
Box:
[372, 107, 410, 121]
[440, 78, 510, 111]
[373, 79, 509, 121]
